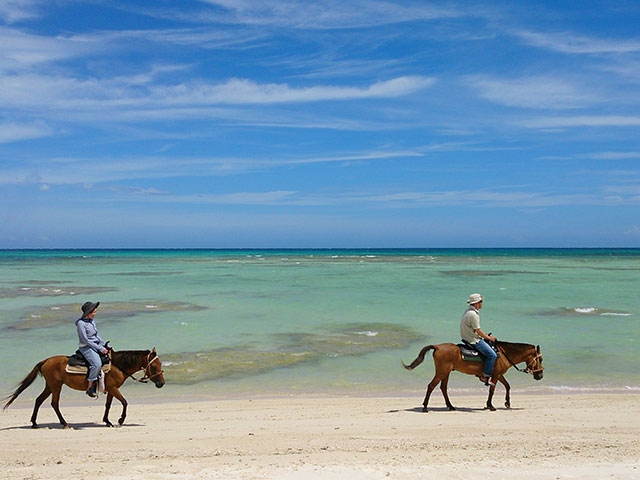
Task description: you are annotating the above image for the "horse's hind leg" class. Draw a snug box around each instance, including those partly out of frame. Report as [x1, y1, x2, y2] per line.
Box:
[422, 376, 441, 412]
[30, 386, 52, 428]
[440, 373, 456, 411]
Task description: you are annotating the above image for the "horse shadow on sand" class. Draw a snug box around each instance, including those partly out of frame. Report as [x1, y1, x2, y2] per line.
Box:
[388, 405, 525, 414]
[0, 421, 145, 431]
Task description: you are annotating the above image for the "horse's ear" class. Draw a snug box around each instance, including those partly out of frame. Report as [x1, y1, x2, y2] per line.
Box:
[152, 347, 156, 353]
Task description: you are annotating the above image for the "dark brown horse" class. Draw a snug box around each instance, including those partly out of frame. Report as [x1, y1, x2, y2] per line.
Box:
[403, 341, 543, 412]
[3, 348, 165, 428]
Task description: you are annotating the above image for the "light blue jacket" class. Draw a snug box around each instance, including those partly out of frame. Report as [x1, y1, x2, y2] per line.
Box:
[76, 318, 106, 352]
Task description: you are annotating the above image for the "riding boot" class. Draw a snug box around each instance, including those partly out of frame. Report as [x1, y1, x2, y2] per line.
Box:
[86, 380, 98, 398]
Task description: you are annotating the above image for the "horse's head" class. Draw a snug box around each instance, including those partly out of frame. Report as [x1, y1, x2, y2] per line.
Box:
[525, 345, 544, 380]
[144, 347, 165, 388]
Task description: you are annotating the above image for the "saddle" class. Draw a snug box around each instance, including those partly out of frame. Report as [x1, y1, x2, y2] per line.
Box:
[457, 343, 483, 362]
[65, 350, 111, 375]
[457, 340, 499, 362]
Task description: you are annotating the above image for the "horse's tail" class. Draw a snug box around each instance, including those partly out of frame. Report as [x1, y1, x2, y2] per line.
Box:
[402, 345, 436, 370]
[3, 360, 45, 411]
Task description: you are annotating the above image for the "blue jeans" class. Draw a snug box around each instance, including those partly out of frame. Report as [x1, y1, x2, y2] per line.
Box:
[79, 346, 102, 381]
[474, 339, 497, 377]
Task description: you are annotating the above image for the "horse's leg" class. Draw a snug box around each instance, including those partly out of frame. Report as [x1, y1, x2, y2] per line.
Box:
[422, 376, 441, 412]
[439, 373, 456, 411]
[30, 385, 52, 429]
[485, 382, 497, 411]
[102, 393, 115, 427]
[49, 387, 70, 428]
[104, 388, 128, 426]
[498, 375, 511, 409]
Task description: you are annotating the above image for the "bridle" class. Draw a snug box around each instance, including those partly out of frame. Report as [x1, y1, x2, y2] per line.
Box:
[497, 342, 543, 376]
[129, 352, 164, 383]
[523, 350, 544, 375]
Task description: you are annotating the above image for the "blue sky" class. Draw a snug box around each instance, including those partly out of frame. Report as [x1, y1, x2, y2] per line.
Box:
[1, 1, 639, 248]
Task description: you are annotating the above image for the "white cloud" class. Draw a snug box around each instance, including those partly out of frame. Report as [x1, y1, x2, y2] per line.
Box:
[79, 185, 640, 209]
[586, 151, 640, 160]
[0, 122, 53, 143]
[514, 29, 640, 55]
[0, 149, 423, 186]
[0, 73, 434, 119]
[520, 115, 640, 129]
[157, 76, 434, 105]
[466, 75, 593, 109]
[198, 0, 460, 29]
[0, 0, 40, 23]
[625, 225, 640, 236]
[0, 27, 94, 69]
[192, 190, 298, 205]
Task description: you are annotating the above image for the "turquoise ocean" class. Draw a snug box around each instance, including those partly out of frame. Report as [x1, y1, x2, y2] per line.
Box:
[1, 249, 639, 402]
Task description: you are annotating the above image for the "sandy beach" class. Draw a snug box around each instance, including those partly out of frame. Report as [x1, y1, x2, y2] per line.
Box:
[1, 392, 638, 479]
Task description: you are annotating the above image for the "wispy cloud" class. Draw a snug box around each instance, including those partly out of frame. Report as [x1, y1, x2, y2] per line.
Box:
[0, 122, 53, 143]
[0, 149, 424, 186]
[101, 187, 640, 209]
[0, 0, 40, 23]
[585, 151, 640, 160]
[514, 29, 640, 55]
[625, 225, 640, 237]
[520, 115, 640, 129]
[0, 74, 433, 110]
[0, 27, 91, 68]
[154, 76, 435, 105]
[196, 0, 462, 29]
[465, 74, 594, 109]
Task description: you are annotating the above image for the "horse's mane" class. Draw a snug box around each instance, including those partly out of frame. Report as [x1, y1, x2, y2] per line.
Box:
[111, 349, 151, 371]
[498, 341, 535, 349]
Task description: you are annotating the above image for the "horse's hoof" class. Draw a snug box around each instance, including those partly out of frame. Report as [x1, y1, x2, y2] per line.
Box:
[447, 406, 456, 411]
[505, 402, 511, 409]
[31, 424, 39, 429]
[63, 424, 74, 430]
[422, 407, 429, 413]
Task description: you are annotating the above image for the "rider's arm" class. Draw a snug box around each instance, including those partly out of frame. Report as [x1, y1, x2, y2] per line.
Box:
[474, 328, 496, 342]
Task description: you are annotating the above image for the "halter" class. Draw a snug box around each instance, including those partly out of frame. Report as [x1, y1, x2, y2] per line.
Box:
[129, 352, 164, 383]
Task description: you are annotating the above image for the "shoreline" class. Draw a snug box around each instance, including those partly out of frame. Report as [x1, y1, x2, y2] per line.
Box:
[2, 392, 638, 479]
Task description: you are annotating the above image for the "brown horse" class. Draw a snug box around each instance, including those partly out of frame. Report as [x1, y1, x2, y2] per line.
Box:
[3, 348, 165, 428]
[403, 341, 543, 412]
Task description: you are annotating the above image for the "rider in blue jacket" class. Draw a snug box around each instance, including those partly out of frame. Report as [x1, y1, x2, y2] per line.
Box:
[76, 301, 109, 397]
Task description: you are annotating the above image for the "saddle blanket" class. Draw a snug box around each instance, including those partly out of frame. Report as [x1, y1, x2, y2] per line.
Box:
[65, 363, 111, 375]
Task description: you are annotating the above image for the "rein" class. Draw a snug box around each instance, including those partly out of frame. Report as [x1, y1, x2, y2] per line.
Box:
[126, 353, 164, 383]
[496, 342, 543, 375]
